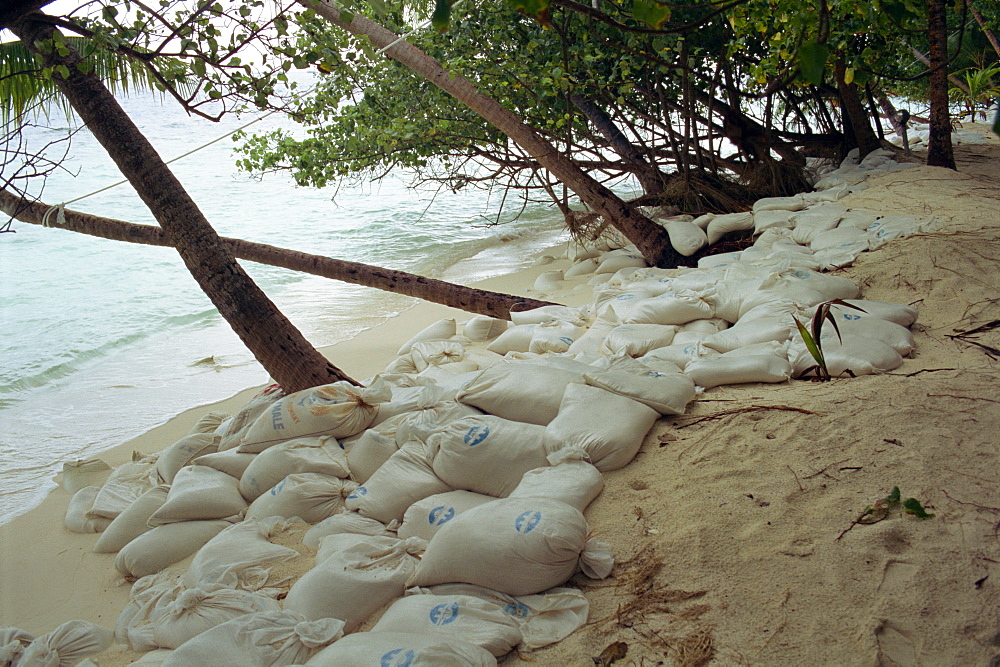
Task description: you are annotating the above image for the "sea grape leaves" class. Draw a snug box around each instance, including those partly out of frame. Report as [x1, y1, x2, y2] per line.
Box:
[799, 41, 829, 85]
[632, 0, 671, 29]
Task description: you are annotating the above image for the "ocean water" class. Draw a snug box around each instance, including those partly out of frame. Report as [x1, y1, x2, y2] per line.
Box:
[0, 88, 575, 524]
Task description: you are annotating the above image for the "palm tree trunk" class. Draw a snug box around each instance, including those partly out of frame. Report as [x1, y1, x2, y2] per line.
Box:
[968, 0, 1000, 59]
[0, 188, 557, 319]
[926, 0, 957, 169]
[10, 14, 358, 392]
[299, 0, 684, 269]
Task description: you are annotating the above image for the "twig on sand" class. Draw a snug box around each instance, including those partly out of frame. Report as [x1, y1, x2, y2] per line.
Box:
[947, 319, 1000, 358]
[674, 405, 821, 429]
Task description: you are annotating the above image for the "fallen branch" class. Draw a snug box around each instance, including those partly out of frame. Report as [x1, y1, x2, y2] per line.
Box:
[674, 405, 822, 429]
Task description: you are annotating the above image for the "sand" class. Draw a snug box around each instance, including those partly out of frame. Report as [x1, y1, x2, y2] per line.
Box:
[1, 129, 998, 666]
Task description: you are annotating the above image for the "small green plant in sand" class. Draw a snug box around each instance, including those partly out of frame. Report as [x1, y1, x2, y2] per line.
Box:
[859, 486, 935, 525]
[793, 299, 867, 381]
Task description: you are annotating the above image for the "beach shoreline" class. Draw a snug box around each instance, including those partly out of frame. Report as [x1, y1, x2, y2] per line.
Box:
[2, 131, 998, 665]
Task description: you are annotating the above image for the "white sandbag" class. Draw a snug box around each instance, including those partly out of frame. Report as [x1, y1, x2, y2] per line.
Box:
[148, 465, 247, 525]
[345, 441, 451, 524]
[408, 497, 613, 596]
[284, 535, 426, 631]
[114, 520, 232, 579]
[685, 353, 791, 388]
[397, 319, 458, 356]
[533, 270, 563, 292]
[753, 209, 795, 233]
[87, 456, 159, 520]
[528, 320, 586, 354]
[65, 486, 111, 534]
[240, 381, 390, 453]
[671, 330, 711, 346]
[305, 631, 497, 666]
[866, 215, 934, 247]
[698, 251, 743, 269]
[414, 366, 480, 397]
[543, 384, 658, 471]
[156, 433, 220, 485]
[566, 317, 616, 360]
[385, 354, 420, 374]
[771, 269, 860, 302]
[679, 317, 728, 335]
[59, 458, 112, 494]
[642, 341, 718, 370]
[752, 196, 806, 213]
[840, 299, 918, 327]
[595, 252, 647, 275]
[790, 334, 903, 378]
[589, 352, 682, 376]
[566, 241, 601, 262]
[398, 490, 494, 542]
[192, 449, 256, 480]
[427, 416, 549, 498]
[599, 323, 678, 357]
[809, 225, 868, 252]
[509, 449, 604, 513]
[150, 586, 281, 650]
[510, 305, 584, 326]
[162, 610, 343, 667]
[583, 368, 696, 416]
[621, 292, 716, 327]
[343, 424, 399, 485]
[465, 349, 505, 370]
[187, 411, 228, 436]
[244, 473, 357, 524]
[457, 361, 583, 426]
[806, 306, 915, 356]
[304, 511, 397, 547]
[485, 324, 537, 355]
[412, 584, 589, 650]
[0, 628, 33, 666]
[464, 316, 509, 342]
[20, 621, 113, 667]
[837, 211, 879, 230]
[563, 257, 599, 277]
[239, 436, 348, 502]
[789, 205, 846, 245]
[706, 212, 754, 244]
[701, 300, 798, 353]
[217, 385, 283, 452]
[94, 485, 169, 554]
[183, 516, 302, 590]
[372, 594, 522, 658]
[116, 571, 185, 652]
[410, 340, 466, 372]
[665, 220, 708, 256]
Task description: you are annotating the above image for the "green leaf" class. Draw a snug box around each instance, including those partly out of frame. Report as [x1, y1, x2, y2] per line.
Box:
[794, 317, 826, 373]
[887, 487, 901, 503]
[431, 0, 451, 33]
[508, 0, 551, 27]
[191, 58, 206, 77]
[632, 0, 671, 29]
[799, 41, 829, 86]
[902, 497, 934, 518]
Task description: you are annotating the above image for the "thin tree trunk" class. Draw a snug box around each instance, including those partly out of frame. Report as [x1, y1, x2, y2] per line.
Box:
[908, 45, 971, 94]
[834, 59, 882, 156]
[11, 15, 357, 392]
[0, 188, 557, 318]
[299, 0, 684, 269]
[927, 0, 957, 169]
[968, 1, 1000, 59]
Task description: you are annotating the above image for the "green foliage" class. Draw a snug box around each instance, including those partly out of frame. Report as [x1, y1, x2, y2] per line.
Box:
[858, 486, 935, 525]
[631, 0, 671, 30]
[798, 41, 829, 86]
[951, 62, 1000, 120]
[793, 299, 866, 381]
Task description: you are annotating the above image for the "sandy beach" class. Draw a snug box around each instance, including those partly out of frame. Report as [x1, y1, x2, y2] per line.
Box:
[1, 129, 998, 666]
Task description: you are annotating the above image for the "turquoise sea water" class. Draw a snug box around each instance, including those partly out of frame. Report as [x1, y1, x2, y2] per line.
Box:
[0, 87, 573, 523]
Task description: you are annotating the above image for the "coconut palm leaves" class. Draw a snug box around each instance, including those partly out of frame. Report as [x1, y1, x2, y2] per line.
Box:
[794, 298, 867, 381]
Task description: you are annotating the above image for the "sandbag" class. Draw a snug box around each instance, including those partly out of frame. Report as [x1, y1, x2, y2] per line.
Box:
[642, 341, 718, 370]
[612, 290, 715, 326]
[533, 269, 563, 292]
[398, 318, 457, 356]
[239, 436, 348, 502]
[244, 473, 357, 524]
[114, 520, 232, 580]
[151, 587, 281, 650]
[665, 219, 707, 256]
[753, 209, 795, 233]
[239, 381, 390, 453]
[116, 571, 186, 652]
[599, 324, 678, 357]
[583, 368, 696, 416]
[528, 320, 586, 355]
[701, 301, 798, 353]
[789, 205, 845, 245]
[485, 324, 537, 355]
[148, 465, 247, 525]
[371, 594, 522, 658]
[595, 252, 647, 274]
[192, 449, 257, 480]
[283, 535, 426, 632]
[87, 456, 159, 521]
[790, 334, 903, 378]
[509, 448, 604, 513]
[398, 490, 494, 542]
[59, 458, 112, 494]
[408, 497, 613, 596]
[156, 433, 220, 485]
[840, 299, 918, 327]
[216, 385, 283, 452]
[93, 485, 169, 554]
[304, 511, 397, 547]
[464, 316, 509, 342]
[809, 306, 915, 355]
[65, 486, 111, 534]
[305, 631, 497, 666]
[428, 416, 549, 498]
[706, 212, 754, 244]
[19, 620, 113, 667]
[457, 361, 583, 426]
[182, 516, 303, 590]
[564, 257, 599, 278]
[0, 628, 33, 666]
[345, 441, 452, 524]
[752, 196, 806, 213]
[543, 384, 659, 471]
[684, 353, 792, 389]
[162, 610, 343, 667]
[410, 340, 467, 372]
